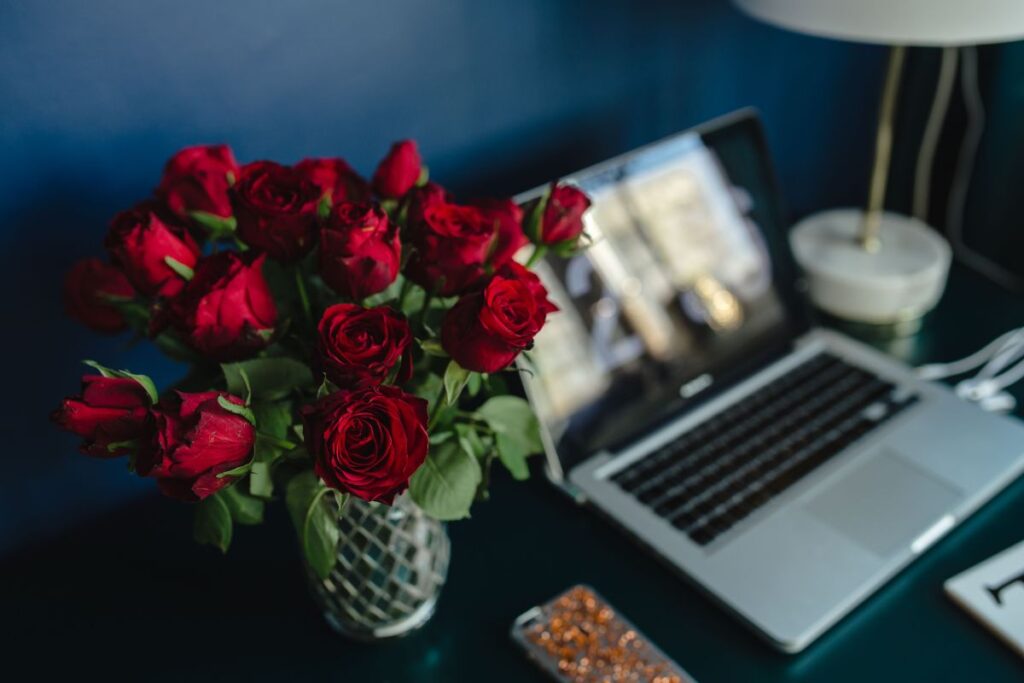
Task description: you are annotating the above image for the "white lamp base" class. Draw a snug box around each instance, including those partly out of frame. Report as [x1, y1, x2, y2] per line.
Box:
[789, 208, 952, 326]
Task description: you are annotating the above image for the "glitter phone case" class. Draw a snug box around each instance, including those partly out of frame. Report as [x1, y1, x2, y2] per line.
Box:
[511, 585, 697, 683]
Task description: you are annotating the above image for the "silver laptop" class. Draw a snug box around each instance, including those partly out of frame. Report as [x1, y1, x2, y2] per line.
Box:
[517, 109, 1024, 653]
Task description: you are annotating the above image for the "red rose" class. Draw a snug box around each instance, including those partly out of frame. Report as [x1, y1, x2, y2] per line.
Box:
[441, 261, 557, 372]
[316, 303, 413, 387]
[532, 182, 591, 245]
[371, 140, 422, 199]
[51, 375, 152, 457]
[232, 161, 321, 261]
[472, 197, 528, 265]
[404, 186, 525, 296]
[137, 391, 255, 501]
[156, 144, 239, 219]
[170, 252, 277, 361]
[319, 201, 401, 300]
[63, 258, 135, 333]
[302, 385, 428, 504]
[105, 200, 200, 298]
[295, 157, 370, 204]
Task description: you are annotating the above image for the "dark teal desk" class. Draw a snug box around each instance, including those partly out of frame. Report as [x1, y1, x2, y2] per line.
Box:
[3, 262, 1024, 681]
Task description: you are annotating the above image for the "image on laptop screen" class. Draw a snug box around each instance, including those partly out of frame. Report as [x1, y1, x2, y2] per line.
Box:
[524, 120, 805, 470]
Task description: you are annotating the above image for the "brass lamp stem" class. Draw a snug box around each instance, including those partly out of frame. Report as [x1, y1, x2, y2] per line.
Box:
[861, 45, 907, 252]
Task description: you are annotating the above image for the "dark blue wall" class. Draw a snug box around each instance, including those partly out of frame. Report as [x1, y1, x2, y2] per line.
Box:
[0, 0, 886, 554]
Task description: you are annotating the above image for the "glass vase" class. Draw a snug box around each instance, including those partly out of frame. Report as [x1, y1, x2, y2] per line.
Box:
[305, 493, 450, 641]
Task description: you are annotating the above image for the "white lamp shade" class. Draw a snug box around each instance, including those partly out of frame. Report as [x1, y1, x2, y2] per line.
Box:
[734, 0, 1024, 46]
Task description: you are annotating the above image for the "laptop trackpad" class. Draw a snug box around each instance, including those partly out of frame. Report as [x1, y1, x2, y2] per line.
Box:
[806, 450, 962, 558]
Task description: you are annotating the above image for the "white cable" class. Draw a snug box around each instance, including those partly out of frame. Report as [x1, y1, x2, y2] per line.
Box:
[978, 329, 1024, 379]
[946, 46, 1024, 292]
[916, 327, 1024, 379]
[913, 47, 959, 222]
[919, 326, 1024, 412]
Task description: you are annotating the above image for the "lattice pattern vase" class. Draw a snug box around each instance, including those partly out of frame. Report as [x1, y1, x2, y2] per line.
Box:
[306, 493, 450, 641]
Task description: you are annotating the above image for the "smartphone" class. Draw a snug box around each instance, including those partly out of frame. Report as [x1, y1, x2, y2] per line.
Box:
[511, 585, 697, 682]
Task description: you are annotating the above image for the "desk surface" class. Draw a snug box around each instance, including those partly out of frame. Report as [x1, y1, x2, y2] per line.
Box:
[4, 263, 1024, 682]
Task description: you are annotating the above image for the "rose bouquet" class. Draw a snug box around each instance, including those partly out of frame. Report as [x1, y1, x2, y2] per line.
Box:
[52, 141, 590, 579]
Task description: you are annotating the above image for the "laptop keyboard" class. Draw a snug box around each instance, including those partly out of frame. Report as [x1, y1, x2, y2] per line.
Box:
[609, 352, 919, 547]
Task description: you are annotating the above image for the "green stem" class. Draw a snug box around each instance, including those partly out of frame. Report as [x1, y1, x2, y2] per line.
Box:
[427, 395, 447, 431]
[295, 268, 313, 326]
[525, 244, 548, 268]
[259, 432, 298, 450]
[454, 414, 494, 431]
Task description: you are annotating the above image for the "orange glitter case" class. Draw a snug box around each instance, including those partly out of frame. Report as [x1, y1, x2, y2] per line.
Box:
[511, 585, 697, 683]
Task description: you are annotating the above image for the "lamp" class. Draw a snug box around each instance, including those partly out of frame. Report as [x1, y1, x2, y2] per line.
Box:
[734, 0, 1024, 330]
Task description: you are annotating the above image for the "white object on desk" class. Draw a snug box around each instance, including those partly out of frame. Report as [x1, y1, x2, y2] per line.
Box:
[733, 0, 1024, 328]
[946, 539, 1024, 658]
[790, 209, 951, 325]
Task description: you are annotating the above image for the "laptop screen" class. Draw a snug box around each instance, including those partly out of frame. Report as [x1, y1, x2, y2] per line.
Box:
[521, 111, 809, 469]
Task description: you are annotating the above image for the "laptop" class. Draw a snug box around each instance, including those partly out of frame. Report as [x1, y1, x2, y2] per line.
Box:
[517, 109, 1024, 653]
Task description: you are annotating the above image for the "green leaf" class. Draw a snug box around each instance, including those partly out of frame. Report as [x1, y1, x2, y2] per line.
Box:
[189, 211, 237, 237]
[400, 286, 426, 318]
[221, 358, 314, 401]
[443, 361, 471, 406]
[408, 440, 482, 521]
[476, 396, 543, 481]
[315, 375, 332, 399]
[105, 439, 136, 454]
[429, 430, 455, 445]
[317, 193, 332, 220]
[104, 298, 150, 331]
[252, 400, 292, 439]
[413, 372, 444, 414]
[82, 360, 158, 404]
[495, 432, 530, 480]
[236, 367, 253, 404]
[249, 460, 273, 498]
[522, 185, 551, 244]
[216, 461, 252, 479]
[219, 485, 265, 525]
[419, 339, 447, 357]
[286, 471, 341, 580]
[416, 166, 430, 187]
[217, 396, 256, 425]
[164, 256, 195, 280]
[361, 276, 404, 308]
[467, 372, 483, 397]
[194, 494, 233, 553]
[455, 423, 488, 460]
[153, 332, 202, 362]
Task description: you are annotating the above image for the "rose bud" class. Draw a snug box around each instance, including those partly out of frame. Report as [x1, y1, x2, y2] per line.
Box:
[301, 385, 428, 504]
[295, 157, 371, 204]
[371, 140, 422, 199]
[105, 200, 201, 298]
[529, 182, 591, 246]
[316, 303, 413, 387]
[441, 261, 558, 373]
[319, 201, 401, 300]
[404, 186, 525, 296]
[170, 251, 277, 361]
[156, 144, 239, 219]
[63, 258, 135, 333]
[137, 391, 255, 501]
[232, 160, 322, 261]
[51, 375, 153, 457]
